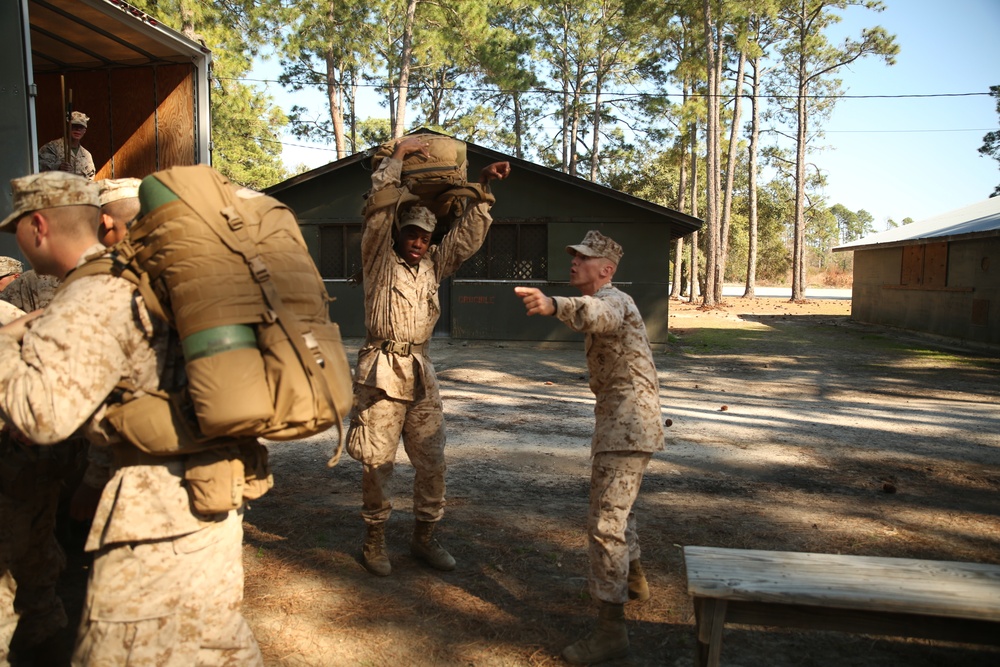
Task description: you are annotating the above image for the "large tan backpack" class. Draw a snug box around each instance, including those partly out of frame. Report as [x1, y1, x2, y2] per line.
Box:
[73, 165, 353, 466]
[367, 134, 493, 228]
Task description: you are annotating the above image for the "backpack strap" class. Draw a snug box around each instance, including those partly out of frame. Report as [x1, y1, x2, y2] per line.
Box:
[362, 185, 420, 220]
[58, 245, 171, 325]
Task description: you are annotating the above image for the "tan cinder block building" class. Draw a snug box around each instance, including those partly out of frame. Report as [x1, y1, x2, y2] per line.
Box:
[835, 197, 1000, 348]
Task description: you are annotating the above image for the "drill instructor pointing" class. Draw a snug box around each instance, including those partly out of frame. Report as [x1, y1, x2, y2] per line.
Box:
[515, 230, 665, 665]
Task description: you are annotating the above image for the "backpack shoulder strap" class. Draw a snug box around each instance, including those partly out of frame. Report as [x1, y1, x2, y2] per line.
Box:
[57, 246, 171, 324]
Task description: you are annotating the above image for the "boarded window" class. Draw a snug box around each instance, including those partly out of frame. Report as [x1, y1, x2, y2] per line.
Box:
[923, 242, 948, 287]
[319, 225, 362, 279]
[457, 223, 548, 280]
[900, 245, 925, 285]
[900, 242, 947, 287]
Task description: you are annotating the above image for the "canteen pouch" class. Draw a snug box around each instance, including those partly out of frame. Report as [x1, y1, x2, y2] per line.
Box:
[104, 391, 213, 456]
[240, 441, 273, 502]
[184, 446, 244, 515]
[183, 442, 273, 514]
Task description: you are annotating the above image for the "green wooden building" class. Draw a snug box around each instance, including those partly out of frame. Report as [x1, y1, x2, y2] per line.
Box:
[265, 131, 703, 345]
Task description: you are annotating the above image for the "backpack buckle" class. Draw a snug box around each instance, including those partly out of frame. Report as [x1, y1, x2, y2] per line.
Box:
[249, 257, 270, 282]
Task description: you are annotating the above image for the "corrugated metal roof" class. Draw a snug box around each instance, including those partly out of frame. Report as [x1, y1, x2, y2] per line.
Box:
[834, 196, 1000, 252]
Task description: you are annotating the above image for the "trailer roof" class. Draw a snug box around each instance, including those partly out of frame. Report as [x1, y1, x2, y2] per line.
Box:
[28, 0, 210, 72]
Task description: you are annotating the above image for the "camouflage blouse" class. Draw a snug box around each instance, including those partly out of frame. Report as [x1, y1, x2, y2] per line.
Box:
[553, 284, 666, 456]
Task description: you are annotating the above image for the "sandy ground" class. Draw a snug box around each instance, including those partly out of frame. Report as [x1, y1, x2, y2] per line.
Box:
[234, 295, 1000, 667]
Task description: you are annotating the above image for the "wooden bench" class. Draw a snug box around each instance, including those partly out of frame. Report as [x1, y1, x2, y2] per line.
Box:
[683, 546, 1000, 667]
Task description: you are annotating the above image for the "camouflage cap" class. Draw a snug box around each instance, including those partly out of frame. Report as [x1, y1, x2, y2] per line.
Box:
[99, 177, 143, 206]
[0, 256, 23, 277]
[0, 172, 101, 233]
[398, 205, 437, 233]
[70, 111, 89, 128]
[566, 230, 623, 265]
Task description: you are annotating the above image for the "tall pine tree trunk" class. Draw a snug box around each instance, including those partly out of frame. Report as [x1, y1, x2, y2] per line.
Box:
[701, 0, 719, 307]
[672, 132, 688, 299]
[744, 55, 762, 298]
[393, 0, 419, 138]
[689, 121, 700, 300]
[719, 48, 747, 296]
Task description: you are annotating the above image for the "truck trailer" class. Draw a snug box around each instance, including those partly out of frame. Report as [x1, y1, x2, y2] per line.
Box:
[0, 0, 212, 257]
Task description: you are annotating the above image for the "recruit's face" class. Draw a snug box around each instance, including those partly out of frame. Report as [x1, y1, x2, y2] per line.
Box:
[70, 124, 87, 146]
[395, 225, 432, 266]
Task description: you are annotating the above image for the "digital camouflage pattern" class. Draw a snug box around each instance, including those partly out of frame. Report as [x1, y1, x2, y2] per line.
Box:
[552, 284, 665, 457]
[0, 259, 22, 279]
[72, 510, 261, 667]
[0, 244, 260, 663]
[551, 281, 664, 604]
[348, 383, 446, 524]
[98, 177, 142, 206]
[0, 172, 100, 231]
[347, 156, 493, 525]
[588, 452, 651, 603]
[0, 271, 60, 313]
[37, 141, 96, 181]
[566, 229, 624, 265]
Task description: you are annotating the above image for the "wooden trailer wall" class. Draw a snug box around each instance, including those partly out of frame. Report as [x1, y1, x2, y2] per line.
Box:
[34, 63, 198, 180]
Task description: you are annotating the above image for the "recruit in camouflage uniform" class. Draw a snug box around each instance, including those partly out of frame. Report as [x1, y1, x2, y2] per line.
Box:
[0, 265, 84, 664]
[347, 136, 511, 576]
[0, 171, 262, 666]
[38, 111, 96, 181]
[515, 230, 665, 665]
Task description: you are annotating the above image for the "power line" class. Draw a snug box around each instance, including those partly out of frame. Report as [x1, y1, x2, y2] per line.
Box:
[223, 76, 993, 101]
[825, 128, 993, 134]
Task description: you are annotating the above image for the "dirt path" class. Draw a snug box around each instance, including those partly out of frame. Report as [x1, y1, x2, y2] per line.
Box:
[242, 296, 1000, 666]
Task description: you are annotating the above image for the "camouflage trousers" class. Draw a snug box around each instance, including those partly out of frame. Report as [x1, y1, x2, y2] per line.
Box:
[587, 451, 652, 604]
[346, 382, 446, 525]
[0, 481, 68, 665]
[71, 509, 262, 667]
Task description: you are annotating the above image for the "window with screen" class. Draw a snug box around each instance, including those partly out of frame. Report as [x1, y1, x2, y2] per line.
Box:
[457, 223, 548, 280]
[319, 225, 363, 279]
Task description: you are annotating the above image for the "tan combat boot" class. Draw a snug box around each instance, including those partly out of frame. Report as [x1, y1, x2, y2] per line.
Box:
[362, 523, 391, 576]
[628, 558, 651, 601]
[410, 520, 456, 571]
[561, 601, 630, 665]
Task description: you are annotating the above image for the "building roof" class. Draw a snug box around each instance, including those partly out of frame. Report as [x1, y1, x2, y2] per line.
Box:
[834, 196, 1000, 252]
[266, 129, 704, 240]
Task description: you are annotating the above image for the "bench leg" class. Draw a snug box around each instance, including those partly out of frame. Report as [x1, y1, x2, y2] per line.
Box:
[694, 597, 727, 667]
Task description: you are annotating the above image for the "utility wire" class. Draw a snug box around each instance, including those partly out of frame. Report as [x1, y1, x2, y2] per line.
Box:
[223, 76, 993, 101]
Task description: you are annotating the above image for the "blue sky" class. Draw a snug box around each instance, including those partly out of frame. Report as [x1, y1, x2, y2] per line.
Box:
[255, 0, 1000, 230]
[818, 0, 999, 229]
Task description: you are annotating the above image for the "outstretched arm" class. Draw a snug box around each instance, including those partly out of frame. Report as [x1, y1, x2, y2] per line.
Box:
[514, 286, 555, 317]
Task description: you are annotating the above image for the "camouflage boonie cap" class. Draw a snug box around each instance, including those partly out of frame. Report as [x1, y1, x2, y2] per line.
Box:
[0, 172, 101, 233]
[70, 111, 89, 128]
[566, 230, 623, 265]
[99, 177, 143, 206]
[0, 256, 23, 277]
[398, 205, 437, 233]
